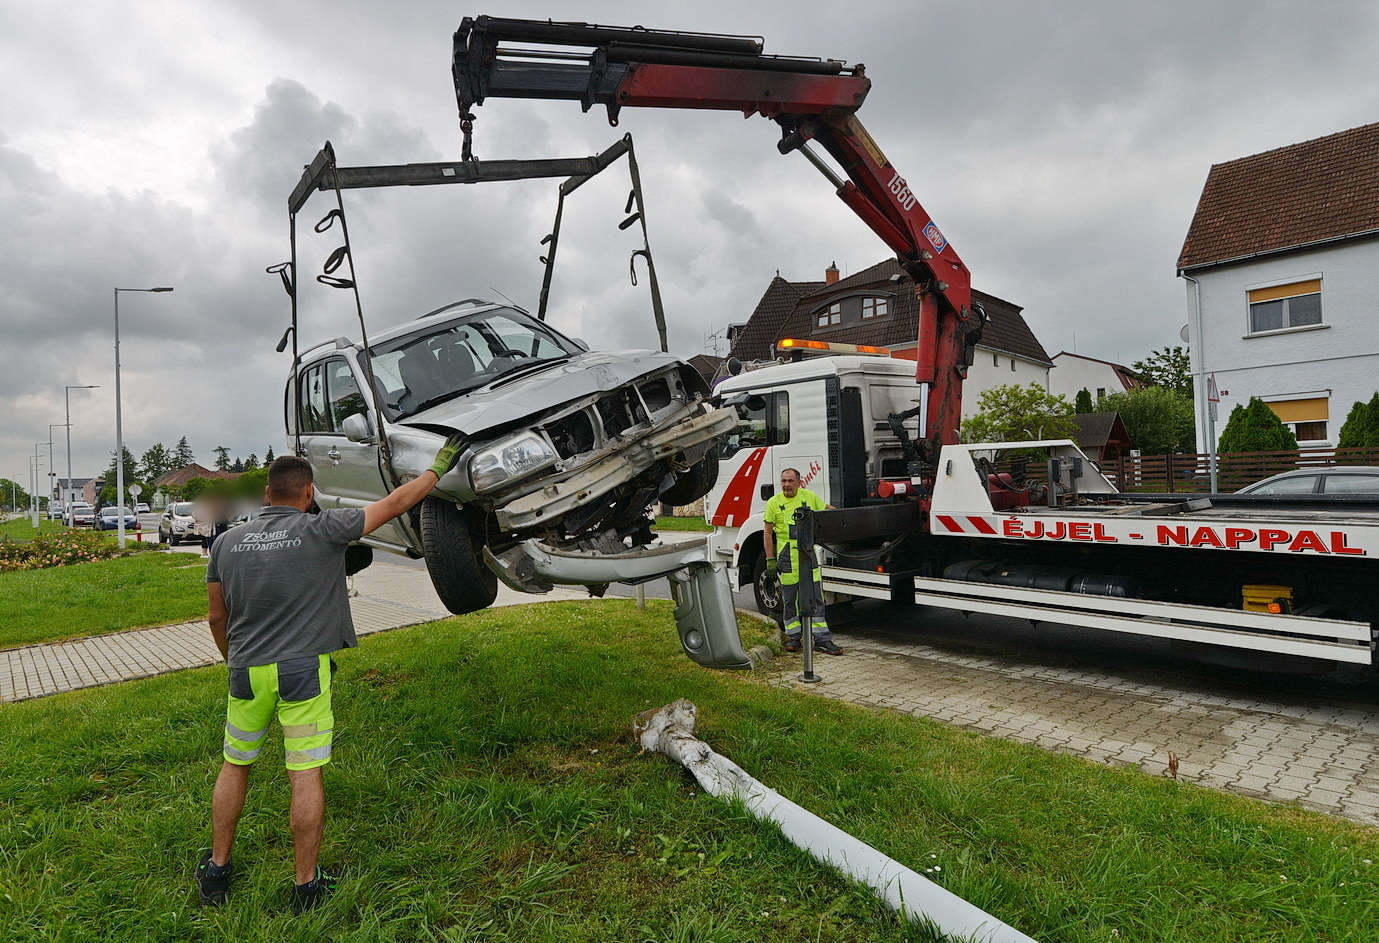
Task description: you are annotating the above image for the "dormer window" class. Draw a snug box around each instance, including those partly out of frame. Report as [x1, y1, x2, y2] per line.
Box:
[861, 296, 889, 319]
[817, 302, 842, 328]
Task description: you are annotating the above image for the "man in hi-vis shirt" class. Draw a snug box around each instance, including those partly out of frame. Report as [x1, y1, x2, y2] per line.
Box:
[196, 443, 459, 912]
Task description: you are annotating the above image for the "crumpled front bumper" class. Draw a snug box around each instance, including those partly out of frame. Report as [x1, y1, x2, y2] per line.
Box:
[493, 403, 737, 533]
[483, 534, 753, 670]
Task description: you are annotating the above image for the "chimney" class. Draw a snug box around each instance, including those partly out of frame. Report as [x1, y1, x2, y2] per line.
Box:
[825, 261, 839, 285]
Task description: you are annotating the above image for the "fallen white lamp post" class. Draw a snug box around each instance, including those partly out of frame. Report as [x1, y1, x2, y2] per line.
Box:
[634, 700, 1038, 943]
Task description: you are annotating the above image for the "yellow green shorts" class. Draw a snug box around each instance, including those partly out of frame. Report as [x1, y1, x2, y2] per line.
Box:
[223, 654, 335, 771]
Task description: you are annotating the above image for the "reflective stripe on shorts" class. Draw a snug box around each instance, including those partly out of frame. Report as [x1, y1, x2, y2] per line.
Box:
[223, 654, 335, 770]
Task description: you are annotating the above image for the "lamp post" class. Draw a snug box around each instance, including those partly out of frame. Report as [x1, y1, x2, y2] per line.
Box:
[64, 384, 99, 512]
[32, 446, 48, 528]
[48, 424, 64, 512]
[114, 286, 173, 548]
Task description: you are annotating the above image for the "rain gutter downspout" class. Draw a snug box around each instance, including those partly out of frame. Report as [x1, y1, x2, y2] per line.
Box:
[1180, 271, 1217, 492]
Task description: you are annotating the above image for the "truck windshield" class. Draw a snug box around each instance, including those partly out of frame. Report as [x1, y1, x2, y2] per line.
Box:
[368, 307, 579, 419]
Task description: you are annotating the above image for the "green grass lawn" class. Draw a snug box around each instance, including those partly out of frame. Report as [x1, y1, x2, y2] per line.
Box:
[1, 600, 1376, 942]
[654, 515, 713, 533]
[0, 552, 208, 649]
[0, 517, 66, 540]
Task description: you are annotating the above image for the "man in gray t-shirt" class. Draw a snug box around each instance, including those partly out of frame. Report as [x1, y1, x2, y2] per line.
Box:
[197, 443, 460, 912]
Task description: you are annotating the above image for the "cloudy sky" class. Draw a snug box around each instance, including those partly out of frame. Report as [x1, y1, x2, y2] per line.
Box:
[4, 0, 1378, 493]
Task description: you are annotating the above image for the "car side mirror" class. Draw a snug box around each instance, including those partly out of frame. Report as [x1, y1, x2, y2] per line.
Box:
[341, 412, 374, 443]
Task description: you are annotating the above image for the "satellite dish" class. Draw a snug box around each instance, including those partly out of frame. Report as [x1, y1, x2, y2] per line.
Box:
[1179, 324, 1190, 343]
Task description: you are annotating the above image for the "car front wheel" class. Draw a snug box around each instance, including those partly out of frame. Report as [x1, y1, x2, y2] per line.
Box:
[419, 497, 498, 615]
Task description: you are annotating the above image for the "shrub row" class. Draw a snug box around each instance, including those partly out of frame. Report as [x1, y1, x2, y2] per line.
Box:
[0, 530, 159, 573]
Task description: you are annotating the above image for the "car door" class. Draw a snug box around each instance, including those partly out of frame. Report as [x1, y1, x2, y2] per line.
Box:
[295, 357, 413, 552]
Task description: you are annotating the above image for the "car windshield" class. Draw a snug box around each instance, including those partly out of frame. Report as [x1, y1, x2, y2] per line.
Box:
[368, 307, 580, 420]
[172, 502, 194, 516]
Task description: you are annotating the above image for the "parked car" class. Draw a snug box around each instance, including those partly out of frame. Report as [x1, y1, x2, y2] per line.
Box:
[288, 299, 733, 615]
[159, 502, 197, 545]
[66, 503, 95, 527]
[47, 506, 64, 520]
[1237, 466, 1379, 496]
[135, 502, 150, 513]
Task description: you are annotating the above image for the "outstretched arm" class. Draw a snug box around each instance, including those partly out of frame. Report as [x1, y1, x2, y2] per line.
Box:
[362, 435, 463, 536]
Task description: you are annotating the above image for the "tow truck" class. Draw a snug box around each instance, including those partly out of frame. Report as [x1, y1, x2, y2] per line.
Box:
[323, 16, 1379, 673]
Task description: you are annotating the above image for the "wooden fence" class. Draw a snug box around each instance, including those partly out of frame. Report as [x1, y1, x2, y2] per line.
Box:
[1102, 447, 1379, 493]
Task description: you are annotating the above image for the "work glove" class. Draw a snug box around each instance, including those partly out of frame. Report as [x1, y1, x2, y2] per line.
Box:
[765, 557, 777, 577]
[428, 434, 464, 478]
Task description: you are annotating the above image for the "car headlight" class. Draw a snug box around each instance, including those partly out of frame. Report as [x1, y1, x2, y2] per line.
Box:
[469, 432, 558, 493]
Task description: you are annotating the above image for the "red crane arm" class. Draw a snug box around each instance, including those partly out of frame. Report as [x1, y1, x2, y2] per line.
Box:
[452, 15, 984, 459]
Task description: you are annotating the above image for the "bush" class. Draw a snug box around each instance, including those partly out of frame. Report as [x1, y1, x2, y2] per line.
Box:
[1337, 393, 1379, 448]
[1216, 397, 1298, 453]
[0, 530, 141, 573]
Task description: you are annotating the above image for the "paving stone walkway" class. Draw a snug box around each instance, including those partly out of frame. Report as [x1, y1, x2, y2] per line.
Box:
[770, 630, 1379, 828]
[0, 561, 586, 703]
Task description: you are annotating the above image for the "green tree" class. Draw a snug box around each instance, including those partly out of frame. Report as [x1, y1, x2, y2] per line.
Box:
[243, 453, 260, 471]
[1, 478, 30, 511]
[1217, 397, 1299, 453]
[97, 447, 142, 506]
[213, 446, 231, 472]
[1074, 388, 1095, 414]
[230, 457, 244, 473]
[1337, 393, 1379, 449]
[264, 446, 276, 464]
[139, 443, 171, 483]
[961, 384, 1078, 444]
[1098, 386, 1195, 455]
[173, 436, 194, 468]
[1131, 346, 1191, 397]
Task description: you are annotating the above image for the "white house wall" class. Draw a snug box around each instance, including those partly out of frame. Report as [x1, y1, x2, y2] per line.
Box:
[1185, 238, 1379, 451]
[1047, 356, 1129, 403]
[962, 350, 1051, 418]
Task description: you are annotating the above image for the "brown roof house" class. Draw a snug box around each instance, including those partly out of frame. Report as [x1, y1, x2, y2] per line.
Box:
[151, 463, 238, 508]
[1178, 121, 1379, 451]
[728, 259, 1052, 419]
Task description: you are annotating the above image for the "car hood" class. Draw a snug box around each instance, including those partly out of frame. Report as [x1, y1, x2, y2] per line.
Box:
[397, 348, 684, 435]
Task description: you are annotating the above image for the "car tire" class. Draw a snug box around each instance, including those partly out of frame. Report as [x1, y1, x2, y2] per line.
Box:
[419, 496, 498, 615]
[751, 549, 783, 620]
[658, 452, 719, 508]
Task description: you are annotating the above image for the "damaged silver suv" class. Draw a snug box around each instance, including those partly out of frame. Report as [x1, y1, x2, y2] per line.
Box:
[288, 299, 733, 615]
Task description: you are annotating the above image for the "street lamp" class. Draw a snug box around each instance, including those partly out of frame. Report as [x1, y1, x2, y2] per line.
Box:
[32, 446, 48, 528]
[47, 424, 64, 511]
[64, 384, 99, 512]
[114, 286, 173, 548]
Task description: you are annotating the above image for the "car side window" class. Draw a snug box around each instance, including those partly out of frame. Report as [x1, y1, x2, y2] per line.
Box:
[299, 364, 331, 433]
[326, 359, 368, 428]
[1324, 474, 1379, 494]
[1252, 475, 1318, 495]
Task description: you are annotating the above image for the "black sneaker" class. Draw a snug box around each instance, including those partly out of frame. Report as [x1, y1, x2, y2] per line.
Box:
[814, 639, 844, 656]
[783, 635, 802, 653]
[195, 851, 232, 906]
[291, 867, 338, 914]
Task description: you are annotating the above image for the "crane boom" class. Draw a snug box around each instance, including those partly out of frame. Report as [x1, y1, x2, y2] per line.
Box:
[452, 15, 983, 464]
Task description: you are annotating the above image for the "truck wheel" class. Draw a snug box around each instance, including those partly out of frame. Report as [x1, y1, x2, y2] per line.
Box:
[420, 496, 498, 615]
[751, 551, 783, 620]
[659, 452, 719, 508]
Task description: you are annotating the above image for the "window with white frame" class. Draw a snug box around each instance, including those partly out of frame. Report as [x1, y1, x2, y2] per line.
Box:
[1248, 279, 1322, 334]
[1266, 396, 1329, 444]
[817, 302, 842, 328]
[861, 296, 889, 320]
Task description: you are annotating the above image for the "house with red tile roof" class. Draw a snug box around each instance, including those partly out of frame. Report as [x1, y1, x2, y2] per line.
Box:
[1048, 352, 1146, 404]
[1178, 121, 1379, 451]
[727, 259, 1052, 419]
